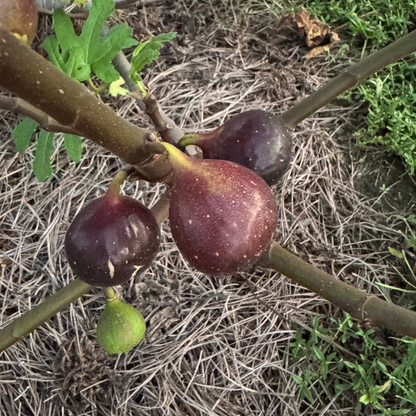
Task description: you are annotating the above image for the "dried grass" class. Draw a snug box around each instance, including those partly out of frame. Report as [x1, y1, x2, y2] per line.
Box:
[0, 1, 415, 415]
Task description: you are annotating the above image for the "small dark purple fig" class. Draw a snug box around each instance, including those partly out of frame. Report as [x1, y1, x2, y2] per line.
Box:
[163, 142, 278, 276]
[0, 0, 38, 44]
[179, 110, 292, 186]
[65, 172, 160, 287]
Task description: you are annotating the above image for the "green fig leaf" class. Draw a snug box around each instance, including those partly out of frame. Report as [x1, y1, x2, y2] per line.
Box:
[109, 77, 129, 97]
[42, 0, 138, 83]
[129, 32, 176, 87]
[64, 134, 83, 163]
[33, 131, 55, 182]
[13, 117, 39, 153]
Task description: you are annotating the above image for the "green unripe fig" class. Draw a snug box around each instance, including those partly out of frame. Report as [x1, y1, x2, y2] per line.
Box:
[96, 293, 146, 354]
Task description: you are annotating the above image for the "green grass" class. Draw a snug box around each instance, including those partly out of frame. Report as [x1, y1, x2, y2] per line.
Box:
[306, 0, 416, 174]
[265, 0, 416, 174]
[305, 0, 414, 52]
[289, 313, 416, 414]
[258, 1, 416, 411]
[355, 59, 416, 174]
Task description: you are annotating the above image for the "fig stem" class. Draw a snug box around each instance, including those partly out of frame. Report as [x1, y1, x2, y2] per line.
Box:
[161, 142, 192, 167]
[177, 133, 200, 148]
[107, 170, 128, 197]
[104, 287, 118, 303]
[281, 28, 416, 129]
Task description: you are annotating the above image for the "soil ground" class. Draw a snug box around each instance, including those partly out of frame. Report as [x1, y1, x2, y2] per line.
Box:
[0, 1, 415, 415]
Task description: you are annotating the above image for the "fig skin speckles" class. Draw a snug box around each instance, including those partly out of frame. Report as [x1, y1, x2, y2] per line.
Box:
[164, 143, 278, 276]
[179, 110, 293, 186]
[65, 191, 160, 287]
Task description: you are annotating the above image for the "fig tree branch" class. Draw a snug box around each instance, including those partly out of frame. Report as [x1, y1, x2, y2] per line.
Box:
[0, 27, 172, 180]
[4, 230, 416, 354]
[0, 278, 91, 353]
[0, 95, 77, 134]
[282, 28, 416, 129]
[261, 243, 416, 338]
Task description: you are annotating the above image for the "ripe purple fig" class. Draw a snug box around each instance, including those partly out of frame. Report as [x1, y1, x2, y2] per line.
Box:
[179, 110, 292, 186]
[65, 172, 160, 287]
[0, 0, 38, 45]
[163, 142, 278, 276]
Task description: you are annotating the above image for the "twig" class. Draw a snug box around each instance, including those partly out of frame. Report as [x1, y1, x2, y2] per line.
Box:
[142, 93, 177, 145]
[0, 95, 78, 135]
[282, 28, 416, 128]
[112, 52, 184, 143]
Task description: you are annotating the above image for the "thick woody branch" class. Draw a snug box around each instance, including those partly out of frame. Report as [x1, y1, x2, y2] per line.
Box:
[0, 27, 172, 180]
[261, 243, 416, 338]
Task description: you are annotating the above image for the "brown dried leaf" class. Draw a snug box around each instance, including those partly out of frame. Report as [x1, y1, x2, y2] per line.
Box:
[305, 33, 341, 59]
[277, 8, 340, 57]
[293, 8, 329, 47]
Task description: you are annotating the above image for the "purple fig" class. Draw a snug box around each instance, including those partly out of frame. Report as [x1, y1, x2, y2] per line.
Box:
[179, 110, 292, 186]
[65, 172, 160, 287]
[163, 142, 278, 276]
[0, 0, 38, 45]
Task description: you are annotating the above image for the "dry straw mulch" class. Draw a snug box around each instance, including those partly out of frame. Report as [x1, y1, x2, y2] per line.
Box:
[1, 1, 415, 415]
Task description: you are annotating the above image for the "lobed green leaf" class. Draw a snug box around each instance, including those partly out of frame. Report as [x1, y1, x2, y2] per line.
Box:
[42, 0, 138, 83]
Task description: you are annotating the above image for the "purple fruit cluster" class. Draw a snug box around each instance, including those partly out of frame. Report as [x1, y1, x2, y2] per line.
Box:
[65, 110, 287, 285]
